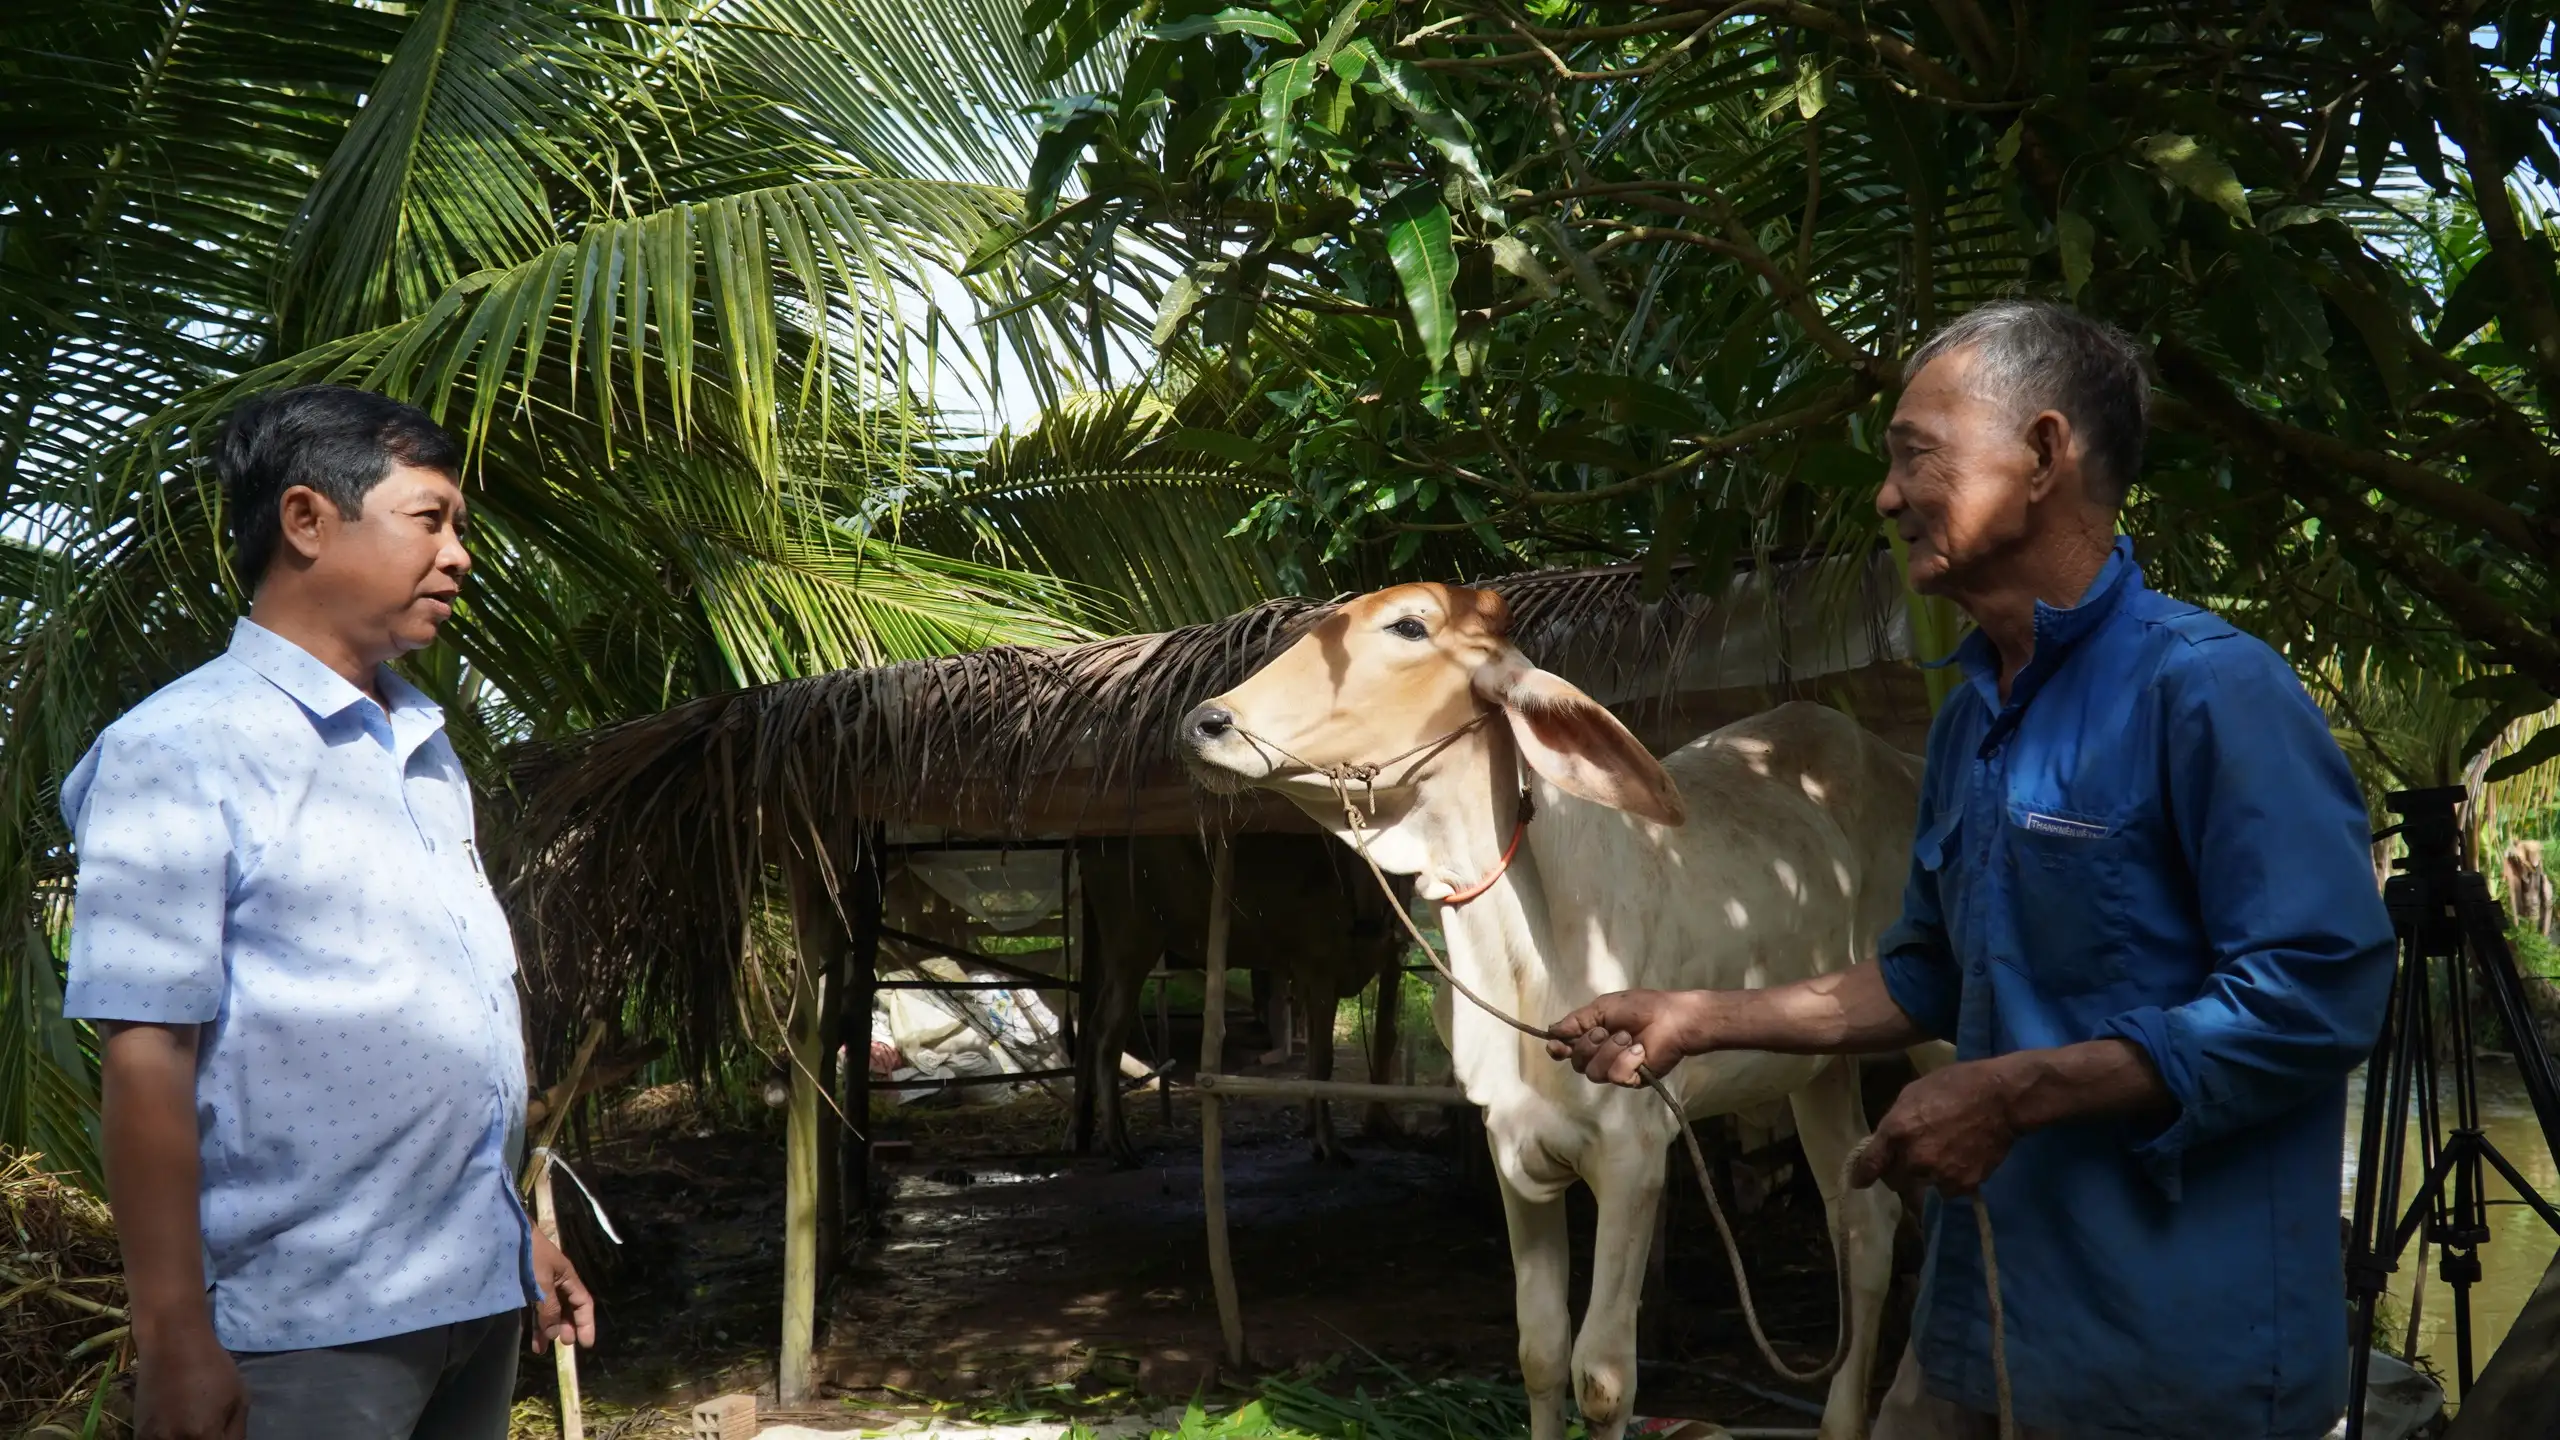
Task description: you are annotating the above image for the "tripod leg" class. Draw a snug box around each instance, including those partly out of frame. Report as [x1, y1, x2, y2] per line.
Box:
[2453, 1254, 2476, 1394]
[2342, 954, 2421, 1440]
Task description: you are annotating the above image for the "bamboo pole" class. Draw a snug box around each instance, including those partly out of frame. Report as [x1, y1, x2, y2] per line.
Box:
[532, 1159, 584, 1440]
[1198, 837, 1246, 1370]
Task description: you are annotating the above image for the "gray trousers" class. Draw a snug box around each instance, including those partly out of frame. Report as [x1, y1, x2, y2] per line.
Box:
[231, 1310, 520, 1440]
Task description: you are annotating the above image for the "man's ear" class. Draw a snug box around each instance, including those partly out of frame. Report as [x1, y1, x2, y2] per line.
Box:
[1471, 647, 1685, 826]
[273, 485, 335, 566]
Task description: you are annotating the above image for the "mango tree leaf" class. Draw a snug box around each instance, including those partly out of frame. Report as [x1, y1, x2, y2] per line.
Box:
[1311, 0, 1367, 61]
[2310, 267, 2414, 408]
[1540, 374, 1704, 431]
[1259, 54, 1322, 169]
[2485, 724, 2560, 784]
[1164, 427, 1281, 469]
[1145, 8, 1302, 43]
[1038, 0, 1150, 79]
[1153, 260, 1224, 345]
[2057, 208, 2094, 298]
[2234, 232, 2330, 369]
[2458, 672, 2558, 765]
[1380, 183, 1456, 370]
[1025, 98, 1116, 219]
[2137, 132, 2250, 223]
[1338, 42, 1490, 200]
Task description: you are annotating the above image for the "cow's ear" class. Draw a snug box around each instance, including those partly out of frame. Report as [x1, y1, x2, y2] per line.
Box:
[1472, 647, 1685, 826]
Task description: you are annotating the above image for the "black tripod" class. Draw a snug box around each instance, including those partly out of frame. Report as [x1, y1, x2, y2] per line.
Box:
[2343, 786, 2560, 1438]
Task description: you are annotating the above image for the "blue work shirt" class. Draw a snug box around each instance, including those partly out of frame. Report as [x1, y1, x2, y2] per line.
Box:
[63, 619, 535, 1352]
[1876, 538, 2393, 1440]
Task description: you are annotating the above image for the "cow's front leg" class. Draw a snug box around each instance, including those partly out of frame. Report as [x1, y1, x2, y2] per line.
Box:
[1496, 1146, 1573, 1440]
[1573, 1132, 1666, 1440]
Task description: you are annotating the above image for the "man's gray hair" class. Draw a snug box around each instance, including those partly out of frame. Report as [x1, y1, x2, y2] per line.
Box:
[1905, 300, 2151, 507]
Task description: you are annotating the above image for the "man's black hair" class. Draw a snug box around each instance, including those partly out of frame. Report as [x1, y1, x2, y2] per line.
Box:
[213, 385, 462, 586]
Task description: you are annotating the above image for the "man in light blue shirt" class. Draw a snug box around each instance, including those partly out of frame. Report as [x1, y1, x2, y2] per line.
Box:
[65, 385, 593, 1440]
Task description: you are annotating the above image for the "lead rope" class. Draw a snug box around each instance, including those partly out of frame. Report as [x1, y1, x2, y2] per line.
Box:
[1289, 753, 2015, 1438]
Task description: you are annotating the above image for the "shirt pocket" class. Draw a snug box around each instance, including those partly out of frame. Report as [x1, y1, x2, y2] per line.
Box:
[2002, 802, 2128, 994]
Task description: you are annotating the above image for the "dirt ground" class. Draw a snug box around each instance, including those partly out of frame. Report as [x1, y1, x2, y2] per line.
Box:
[534, 1060, 1923, 1436]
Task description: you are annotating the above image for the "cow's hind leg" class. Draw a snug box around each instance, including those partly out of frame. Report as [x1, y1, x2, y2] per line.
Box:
[1571, 1134, 1666, 1440]
[1790, 1057, 1899, 1440]
[1361, 965, 1403, 1139]
[1300, 968, 1345, 1163]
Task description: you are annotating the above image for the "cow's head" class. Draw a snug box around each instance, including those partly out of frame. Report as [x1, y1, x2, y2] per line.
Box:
[1179, 583, 1685, 850]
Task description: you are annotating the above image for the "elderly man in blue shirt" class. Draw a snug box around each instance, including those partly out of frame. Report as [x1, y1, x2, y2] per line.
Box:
[64, 385, 593, 1440]
[1550, 301, 2394, 1439]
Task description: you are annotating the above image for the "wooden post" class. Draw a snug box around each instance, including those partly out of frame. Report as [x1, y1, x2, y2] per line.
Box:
[779, 823, 852, 1406]
[532, 1158, 585, 1440]
[843, 835, 883, 1229]
[1198, 837, 1246, 1371]
[1157, 963, 1175, 1127]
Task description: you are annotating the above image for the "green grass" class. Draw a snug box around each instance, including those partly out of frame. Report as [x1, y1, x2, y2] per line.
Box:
[972, 1363, 1560, 1440]
[2511, 927, 2560, 981]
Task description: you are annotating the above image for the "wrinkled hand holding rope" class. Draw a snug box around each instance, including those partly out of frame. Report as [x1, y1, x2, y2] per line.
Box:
[1231, 723, 2015, 1440]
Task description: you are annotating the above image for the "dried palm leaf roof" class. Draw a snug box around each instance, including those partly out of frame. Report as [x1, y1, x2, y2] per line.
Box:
[501, 550, 1917, 1063]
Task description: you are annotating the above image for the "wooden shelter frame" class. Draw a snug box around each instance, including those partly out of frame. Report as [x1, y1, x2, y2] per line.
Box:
[504, 549, 1932, 1403]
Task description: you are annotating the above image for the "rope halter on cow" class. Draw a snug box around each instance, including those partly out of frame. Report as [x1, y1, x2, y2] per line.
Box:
[1226, 708, 2017, 1440]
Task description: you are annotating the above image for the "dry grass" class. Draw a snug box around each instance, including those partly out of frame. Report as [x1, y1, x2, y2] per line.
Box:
[1, 1148, 130, 1437]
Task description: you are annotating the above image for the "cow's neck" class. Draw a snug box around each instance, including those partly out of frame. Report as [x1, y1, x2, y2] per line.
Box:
[1379, 726, 1571, 1097]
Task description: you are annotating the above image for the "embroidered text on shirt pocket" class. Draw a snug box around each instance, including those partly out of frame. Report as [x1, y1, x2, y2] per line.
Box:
[2004, 803, 2127, 993]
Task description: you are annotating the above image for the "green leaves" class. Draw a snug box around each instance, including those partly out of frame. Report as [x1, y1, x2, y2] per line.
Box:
[1379, 185, 1457, 371]
[1332, 40, 1490, 201]
[1259, 54, 1324, 169]
[2136, 133, 2251, 223]
[2488, 727, 2560, 785]
[1145, 8, 1303, 43]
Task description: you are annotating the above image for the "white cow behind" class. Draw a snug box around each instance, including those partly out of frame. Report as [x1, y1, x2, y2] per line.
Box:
[1180, 580, 1929, 1440]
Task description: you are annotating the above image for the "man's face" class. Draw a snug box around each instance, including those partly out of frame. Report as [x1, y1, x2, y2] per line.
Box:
[293, 462, 473, 657]
[1877, 347, 2043, 596]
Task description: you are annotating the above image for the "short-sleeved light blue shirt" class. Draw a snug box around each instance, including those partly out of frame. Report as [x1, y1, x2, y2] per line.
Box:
[62, 619, 535, 1352]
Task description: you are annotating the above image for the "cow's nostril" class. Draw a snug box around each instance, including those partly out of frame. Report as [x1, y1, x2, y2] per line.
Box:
[1189, 704, 1235, 741]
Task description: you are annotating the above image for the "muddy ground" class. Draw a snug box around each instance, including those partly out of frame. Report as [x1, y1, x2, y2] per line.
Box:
[531, 1057, 1924, 1435]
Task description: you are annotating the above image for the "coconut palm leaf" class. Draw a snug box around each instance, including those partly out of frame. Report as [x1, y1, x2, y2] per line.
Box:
[898, 388, 1309, 628]
[0, 0, 397, 503]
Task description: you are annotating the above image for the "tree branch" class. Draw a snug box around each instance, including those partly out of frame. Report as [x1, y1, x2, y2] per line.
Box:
[2432, 21, 2560, 407]
[2156, 339, 2557, 564]
[2155, 378, 2560, 696]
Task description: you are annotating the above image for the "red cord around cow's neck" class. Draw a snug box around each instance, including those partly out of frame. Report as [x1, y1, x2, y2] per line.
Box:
[1440, 810, 1528, 906]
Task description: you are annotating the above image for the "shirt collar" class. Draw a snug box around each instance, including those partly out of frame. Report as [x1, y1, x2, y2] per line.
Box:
[228, 619, 445, 741]
[1938, 535, 2144, 713]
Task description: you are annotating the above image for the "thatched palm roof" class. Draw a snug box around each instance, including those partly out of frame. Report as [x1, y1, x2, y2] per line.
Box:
[501, 550, 1922, 1063]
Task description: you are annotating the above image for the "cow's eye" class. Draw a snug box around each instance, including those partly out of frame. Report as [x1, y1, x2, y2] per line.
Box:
[1386, 617, 1428, 641]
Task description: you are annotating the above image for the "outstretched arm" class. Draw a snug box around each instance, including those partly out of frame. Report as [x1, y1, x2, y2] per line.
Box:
[1545, 962, 1929, 1085]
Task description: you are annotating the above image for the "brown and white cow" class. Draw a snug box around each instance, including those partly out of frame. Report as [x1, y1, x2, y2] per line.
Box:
[1180, 581, 1928, 1440]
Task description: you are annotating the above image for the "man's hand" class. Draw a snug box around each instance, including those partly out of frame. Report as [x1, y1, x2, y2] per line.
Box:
[1545, 989, 1714, 1086]
[530, 1231, 596, 1353]
[1847, 1040, 2171, 1197]
[134, 1322, 246, 1440]
[1847, 1057, 2022, 1197]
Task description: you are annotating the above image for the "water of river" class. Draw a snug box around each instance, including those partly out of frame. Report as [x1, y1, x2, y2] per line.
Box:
[2340, 1057, 2559, 1381]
